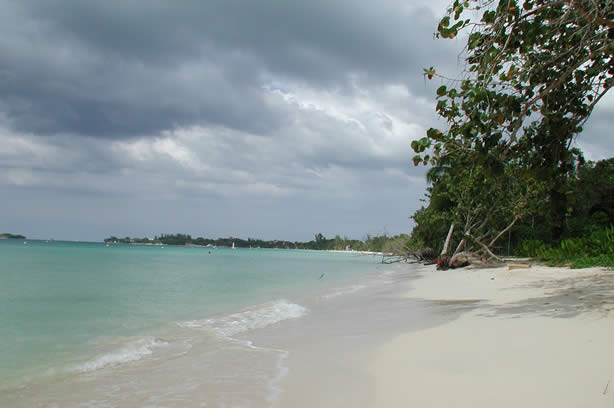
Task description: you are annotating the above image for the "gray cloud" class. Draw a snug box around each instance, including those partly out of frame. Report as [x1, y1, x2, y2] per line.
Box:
[0, 0, 611, 241]
[0, 0, 455, 138]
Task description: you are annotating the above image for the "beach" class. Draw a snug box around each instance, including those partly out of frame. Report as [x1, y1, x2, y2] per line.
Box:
[264, 263, 614, 407]
[369, 263, 614, 407]
[3, 241, 613, 407]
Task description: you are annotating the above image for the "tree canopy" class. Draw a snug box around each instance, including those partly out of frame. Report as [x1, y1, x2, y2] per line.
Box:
[410, 0, 613, 261]
[414, 0, 612, 168]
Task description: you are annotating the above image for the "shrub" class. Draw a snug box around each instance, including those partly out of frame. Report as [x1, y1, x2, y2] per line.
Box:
[516, 225, 614, 268]
[516, 240, 552, 258]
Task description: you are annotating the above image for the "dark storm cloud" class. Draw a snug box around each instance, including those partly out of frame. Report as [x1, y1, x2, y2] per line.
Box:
[0, 0, 453, 138]
[10, 0, 612, 242]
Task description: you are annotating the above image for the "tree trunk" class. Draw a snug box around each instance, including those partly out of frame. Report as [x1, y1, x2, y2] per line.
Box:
[440, 224, 455, 257]
[452, 238, 466, 257]
[488, 216, 519, 248]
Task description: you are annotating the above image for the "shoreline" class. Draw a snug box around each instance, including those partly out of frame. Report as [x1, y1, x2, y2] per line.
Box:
[369, 264, 614, 407]
[5, 254, 613, 407]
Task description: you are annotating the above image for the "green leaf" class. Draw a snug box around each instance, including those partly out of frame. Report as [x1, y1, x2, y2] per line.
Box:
[419, 137, 431, 148]
[482, 10, 496, 24]
[436, 85, 447, 96]
[426, 128, 441, 139]
[454, 5, 464, 20]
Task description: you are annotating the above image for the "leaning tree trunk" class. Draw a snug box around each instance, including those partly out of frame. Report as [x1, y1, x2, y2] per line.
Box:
[440, 224, 455, 257]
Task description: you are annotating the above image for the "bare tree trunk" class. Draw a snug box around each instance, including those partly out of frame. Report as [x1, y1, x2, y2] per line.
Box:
[452, 238, 465, 257]
[488, 216, 519, 248]
[471, 234, 502, 261]
[440, 224, 455, 257]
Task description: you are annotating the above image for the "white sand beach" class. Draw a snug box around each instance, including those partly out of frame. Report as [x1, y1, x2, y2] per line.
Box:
[371, 264, 614, 407]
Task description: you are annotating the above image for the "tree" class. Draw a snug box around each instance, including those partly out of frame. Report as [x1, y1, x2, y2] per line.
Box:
[417, 0, 613, 165]
[567, 158, 614, 234]
[412, 0, 613, 257]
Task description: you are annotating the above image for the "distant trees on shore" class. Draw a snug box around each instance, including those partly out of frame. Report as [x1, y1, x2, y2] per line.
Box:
[103, 232, 409, 252]
[0, 233, 26, 239]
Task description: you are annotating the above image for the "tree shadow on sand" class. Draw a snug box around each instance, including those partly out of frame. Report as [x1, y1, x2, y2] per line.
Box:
[483, 271, 614, 318]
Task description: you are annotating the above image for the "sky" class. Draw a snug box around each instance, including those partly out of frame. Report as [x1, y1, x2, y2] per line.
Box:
[0, 1, 612, 242]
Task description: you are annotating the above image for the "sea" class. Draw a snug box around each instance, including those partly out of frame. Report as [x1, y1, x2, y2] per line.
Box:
[0, 239, 433, 407]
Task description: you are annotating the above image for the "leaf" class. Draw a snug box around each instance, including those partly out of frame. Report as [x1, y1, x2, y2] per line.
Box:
[436, 85, 447, 96]
[424, 67, 436, 80]
[419, 137, 431, 148]
[482, 10, 495, 24]
[454, 5, 464, 20]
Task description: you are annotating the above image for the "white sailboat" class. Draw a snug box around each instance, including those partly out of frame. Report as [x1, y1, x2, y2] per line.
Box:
[232, 241, 235, 249]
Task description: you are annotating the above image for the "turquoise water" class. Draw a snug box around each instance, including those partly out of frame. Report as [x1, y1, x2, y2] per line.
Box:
[0, 239, 379, 390]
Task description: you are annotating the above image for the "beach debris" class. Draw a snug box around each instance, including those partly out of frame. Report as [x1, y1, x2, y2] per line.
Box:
[318, 273, 325, 280]
[604, 379, 610, 395]
[449, 252, 470, 269]
[508, 263, 531, 270]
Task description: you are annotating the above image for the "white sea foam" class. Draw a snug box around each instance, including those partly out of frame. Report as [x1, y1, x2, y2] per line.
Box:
[241, 340, 289, 408]
[178, 300, 308, 338]
[74, 337, 168, 373]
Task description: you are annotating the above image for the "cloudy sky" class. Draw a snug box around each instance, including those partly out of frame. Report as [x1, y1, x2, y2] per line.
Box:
[1, 1, 612, 242]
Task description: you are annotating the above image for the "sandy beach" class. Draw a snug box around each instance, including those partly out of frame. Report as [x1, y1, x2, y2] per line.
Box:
[371, 263, 614, 407]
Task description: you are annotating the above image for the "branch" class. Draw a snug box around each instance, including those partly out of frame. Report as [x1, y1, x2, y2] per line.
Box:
[504, 40, 614, 155]
[452, 238, 466, 257]
[488, 215, 520, 248]
[467, 231, 502, 261]
[569, 0, 614, 29]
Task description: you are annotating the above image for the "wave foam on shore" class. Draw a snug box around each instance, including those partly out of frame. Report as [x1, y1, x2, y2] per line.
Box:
[177, 299, 308, 338]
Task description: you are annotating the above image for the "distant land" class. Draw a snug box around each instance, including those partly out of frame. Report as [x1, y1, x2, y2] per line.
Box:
[104, 233, 409, 253]
[0, 233, 26, 239]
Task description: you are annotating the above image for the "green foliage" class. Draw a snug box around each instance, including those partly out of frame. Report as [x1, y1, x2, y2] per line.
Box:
[413, 0, 613, 247]
[412, 154, 614, 259]
[516, 239, 551, 258]
[516, 226, 614, 268]
[568, 255, 614, 269]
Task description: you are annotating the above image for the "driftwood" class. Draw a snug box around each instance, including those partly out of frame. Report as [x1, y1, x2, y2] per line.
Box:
[449, 252, 470, 268]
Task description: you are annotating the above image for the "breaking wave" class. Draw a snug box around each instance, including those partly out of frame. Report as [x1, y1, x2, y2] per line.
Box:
[177, 299, 308, 338]
[73, 337, 169, 373]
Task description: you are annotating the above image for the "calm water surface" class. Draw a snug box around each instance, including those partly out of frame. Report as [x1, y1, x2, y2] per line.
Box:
[0, 239, 380, 392]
